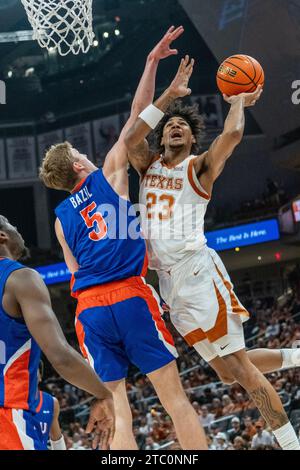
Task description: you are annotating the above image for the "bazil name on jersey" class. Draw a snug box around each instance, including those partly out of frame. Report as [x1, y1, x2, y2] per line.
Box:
[70, 186, 93, 209]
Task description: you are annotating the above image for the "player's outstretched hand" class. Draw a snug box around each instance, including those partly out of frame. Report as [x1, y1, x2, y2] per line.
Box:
[148, 25, 184, 61]
[223, 85, 264, 107]
[168, 55, 195, 99]
[86, 398, 115, 450]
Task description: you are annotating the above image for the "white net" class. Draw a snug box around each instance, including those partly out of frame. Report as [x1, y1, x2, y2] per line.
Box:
[21, 0, 95, 56]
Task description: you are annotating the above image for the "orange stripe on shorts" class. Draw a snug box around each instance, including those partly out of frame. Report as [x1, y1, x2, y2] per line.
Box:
[184, 282, 228, 346]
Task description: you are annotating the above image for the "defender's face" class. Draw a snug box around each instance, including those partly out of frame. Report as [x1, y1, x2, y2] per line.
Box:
[71, 148, 97, 174]
[161, 116, 196, 153]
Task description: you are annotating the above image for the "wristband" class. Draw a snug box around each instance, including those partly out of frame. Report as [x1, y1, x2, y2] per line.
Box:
[139, 104, 165, 129]
[50, 436, 66, 450]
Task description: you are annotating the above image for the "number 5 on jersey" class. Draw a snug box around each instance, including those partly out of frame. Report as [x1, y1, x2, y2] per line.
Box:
[80, 202, 107, 242]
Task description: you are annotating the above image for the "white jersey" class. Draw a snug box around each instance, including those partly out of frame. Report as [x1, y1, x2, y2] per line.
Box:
[139, 155, 210, 271]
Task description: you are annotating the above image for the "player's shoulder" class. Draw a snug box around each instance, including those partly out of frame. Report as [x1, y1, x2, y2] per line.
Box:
[43, 391, 57, 405]
[143, 154, 162, 173]
[82, 168, 104, 192]
[8, 267, 45, 294]
[88, 168, 102, 181]
[8, 266, 38, 283]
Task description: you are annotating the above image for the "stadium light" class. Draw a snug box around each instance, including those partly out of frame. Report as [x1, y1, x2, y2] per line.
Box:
[25, 67, 35, 77]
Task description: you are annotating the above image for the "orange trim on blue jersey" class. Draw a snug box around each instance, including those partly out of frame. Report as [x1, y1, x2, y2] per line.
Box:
[71, 176, 88, 194]
[75, 277, 146, 317]
[76, 276, 144, 298]
[75, 276, 175, 348]
[70, 274, 80, 299]
[4, 350, 30, 410]
[0, 409, 24, 450]
[75, 319, 89, 361]
[141, 250, 149, 277]
[35, 391, 43, 414]
[142, 283, 175, 348]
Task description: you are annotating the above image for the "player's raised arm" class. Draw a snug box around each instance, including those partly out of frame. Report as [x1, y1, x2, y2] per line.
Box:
[11, 269, 109, 397]
[103, 26, 184, 181]
[125, 55, 194, 172]
[55, 217, 79, 274]
[49, 398, 66, 450]
[195, 86, 264, 194]
[9, 268, 114, 441]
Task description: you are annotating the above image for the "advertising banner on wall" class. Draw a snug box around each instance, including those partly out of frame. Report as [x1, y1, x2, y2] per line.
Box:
[65, 123, 93, 161]
[93, 115, 120, 166]
[7, 136, 36, 179]
[0, 139, 6, 181]
[38, 129, 64, 163]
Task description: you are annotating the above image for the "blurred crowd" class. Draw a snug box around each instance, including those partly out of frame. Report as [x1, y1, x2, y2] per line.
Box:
[205, 178, 290, 231]
[40, 284, 300, 450]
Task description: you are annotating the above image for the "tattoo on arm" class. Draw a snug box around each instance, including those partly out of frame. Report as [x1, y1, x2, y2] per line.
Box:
[249, 386, 288, 430]
[128, 140, 153, 172]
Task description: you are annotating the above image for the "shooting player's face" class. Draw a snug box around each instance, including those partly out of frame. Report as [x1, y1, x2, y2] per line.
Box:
[161, 116, 196, 155]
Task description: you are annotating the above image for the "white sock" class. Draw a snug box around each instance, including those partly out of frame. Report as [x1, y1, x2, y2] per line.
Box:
[272, 422, 300, 450]
[281, 349, 300, 369]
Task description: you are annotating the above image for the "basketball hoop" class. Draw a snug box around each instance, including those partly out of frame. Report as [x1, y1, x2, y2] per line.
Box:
[21, 0, 95, 56]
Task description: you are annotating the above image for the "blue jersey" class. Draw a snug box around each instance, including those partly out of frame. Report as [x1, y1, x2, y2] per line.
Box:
[55, 169, 148, 294]
[0, 258, 41, 412]
[35, 391, 55, 446]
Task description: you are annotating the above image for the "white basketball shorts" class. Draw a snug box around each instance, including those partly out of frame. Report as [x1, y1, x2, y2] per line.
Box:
[159, 246, 250, 362]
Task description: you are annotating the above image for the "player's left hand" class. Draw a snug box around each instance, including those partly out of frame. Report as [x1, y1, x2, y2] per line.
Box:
[168, 55, 195, 98]
[223, 85, 263, 107]
[86, 398, 115, 450]
[148, 25, 184, 61]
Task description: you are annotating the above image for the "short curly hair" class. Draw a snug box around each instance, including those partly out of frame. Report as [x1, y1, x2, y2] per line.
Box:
[150, 99, 205, 155]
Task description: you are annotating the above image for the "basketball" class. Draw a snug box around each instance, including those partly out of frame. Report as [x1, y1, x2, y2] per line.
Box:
[217, 54, 265, 96]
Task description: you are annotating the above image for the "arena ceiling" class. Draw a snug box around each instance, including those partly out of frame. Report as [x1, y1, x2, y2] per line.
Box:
[0, 0, 159, 67]
[0, 0, 220, 128]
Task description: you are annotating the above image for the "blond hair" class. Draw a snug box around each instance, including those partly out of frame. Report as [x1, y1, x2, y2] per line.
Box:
[39, 141, 78, 191]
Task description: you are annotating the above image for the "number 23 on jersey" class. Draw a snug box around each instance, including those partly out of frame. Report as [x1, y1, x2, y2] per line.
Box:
[146, 193, 175, 221]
